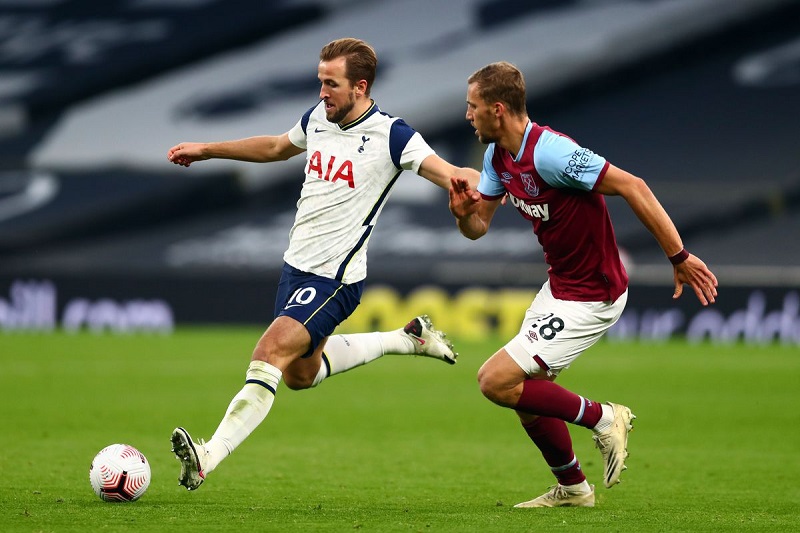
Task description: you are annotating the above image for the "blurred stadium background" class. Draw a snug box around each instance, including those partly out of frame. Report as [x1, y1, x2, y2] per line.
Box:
[1, 0, 799, 343]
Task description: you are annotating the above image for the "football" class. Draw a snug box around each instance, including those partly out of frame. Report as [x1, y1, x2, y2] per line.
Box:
[89, 444, 151, 502]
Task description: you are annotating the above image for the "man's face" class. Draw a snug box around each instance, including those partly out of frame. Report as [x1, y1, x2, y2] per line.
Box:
[318, 56, 358, 124]
[466, 82, 499, 144]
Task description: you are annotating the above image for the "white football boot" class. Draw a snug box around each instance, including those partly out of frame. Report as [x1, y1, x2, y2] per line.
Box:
[171, 427, 209, 490]
[514, 484, 595, 508]
[593, 402, 636, 488]
[402, 315, 458, 365]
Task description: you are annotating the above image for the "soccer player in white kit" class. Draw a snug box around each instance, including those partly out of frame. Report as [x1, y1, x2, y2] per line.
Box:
[166, 38, 480, 491]
[449, 62, 718, 507]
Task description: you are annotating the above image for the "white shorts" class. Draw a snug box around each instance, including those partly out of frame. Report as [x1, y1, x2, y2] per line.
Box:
[504, 280, 627, 377]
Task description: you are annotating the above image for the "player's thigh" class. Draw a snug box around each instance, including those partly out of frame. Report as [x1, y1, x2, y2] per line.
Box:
[253, 316, 312, 368]
[504, 284, 626, 376]
[274, 263, 363, 358]
[283, 335, 329, 385]
[478, 348, 529, 390]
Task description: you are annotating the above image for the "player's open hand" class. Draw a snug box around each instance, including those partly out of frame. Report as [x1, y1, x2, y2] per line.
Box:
[167, 143, 208, 167]
[673, 254, 718, 306]
[449, 177, 481, 219]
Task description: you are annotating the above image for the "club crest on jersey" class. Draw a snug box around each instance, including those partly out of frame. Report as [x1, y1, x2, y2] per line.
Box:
[358, 135, 370, 153]
[520, 173, 540, 197]
[307, 151, 355, 188]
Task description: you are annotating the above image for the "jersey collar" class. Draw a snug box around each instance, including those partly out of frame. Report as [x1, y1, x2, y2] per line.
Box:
[513, 121, 534, 162]
[339, 100, 378, 131]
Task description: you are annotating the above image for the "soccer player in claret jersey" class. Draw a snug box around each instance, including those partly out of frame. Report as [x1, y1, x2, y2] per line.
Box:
[449, 62, 718, 507]
[165, 38, 479, 491]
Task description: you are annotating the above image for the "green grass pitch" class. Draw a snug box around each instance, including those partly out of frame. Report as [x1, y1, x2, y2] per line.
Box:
[1, 328, 798, 532]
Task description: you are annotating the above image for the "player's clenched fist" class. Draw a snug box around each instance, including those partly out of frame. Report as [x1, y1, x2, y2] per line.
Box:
[167, 142, 208, 167]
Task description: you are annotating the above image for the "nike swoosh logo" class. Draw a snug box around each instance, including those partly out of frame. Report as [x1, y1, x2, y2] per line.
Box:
[411, 336, 426, 346]
[285, 304, 303, 309]
[314, 127, 326, 133]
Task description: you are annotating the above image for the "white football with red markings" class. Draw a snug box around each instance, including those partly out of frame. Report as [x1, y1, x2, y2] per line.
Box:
[89, 444, 151, 502]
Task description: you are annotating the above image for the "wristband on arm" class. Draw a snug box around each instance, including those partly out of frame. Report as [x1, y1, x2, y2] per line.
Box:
[668, 248, 690, 265]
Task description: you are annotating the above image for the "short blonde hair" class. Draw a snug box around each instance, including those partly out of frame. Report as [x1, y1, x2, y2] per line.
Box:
[468, 61, 527, 116]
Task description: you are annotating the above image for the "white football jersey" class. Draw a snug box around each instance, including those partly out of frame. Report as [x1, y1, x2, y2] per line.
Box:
[285, 100, 435, 283]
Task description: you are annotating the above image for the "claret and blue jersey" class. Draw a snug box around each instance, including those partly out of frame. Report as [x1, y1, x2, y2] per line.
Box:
[478, 121, 628, 302]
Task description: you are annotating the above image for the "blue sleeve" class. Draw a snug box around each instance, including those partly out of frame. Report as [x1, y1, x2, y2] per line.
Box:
[476, 144, 506, 198]
[533, 129, 607, 190]
[389, 119, 416, 169]
[299, 103, 317, 135]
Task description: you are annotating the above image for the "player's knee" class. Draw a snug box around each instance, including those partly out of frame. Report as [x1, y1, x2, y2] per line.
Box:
[477, 366, 521, 407]
[282, 371, 314, 391]
[477, 368, 502, 404]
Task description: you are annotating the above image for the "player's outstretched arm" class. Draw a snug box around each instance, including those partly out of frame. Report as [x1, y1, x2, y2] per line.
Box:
[417, 154, 480, 190]
[167, 133, 304, 167]
[595, 164, 718, 306]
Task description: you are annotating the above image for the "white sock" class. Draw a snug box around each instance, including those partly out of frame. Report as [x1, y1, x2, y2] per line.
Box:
[311, 330, 415, 386]
[562, 480, 592, 494]
[204, 360, 282, 473]
[592, 404, 615, 434]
